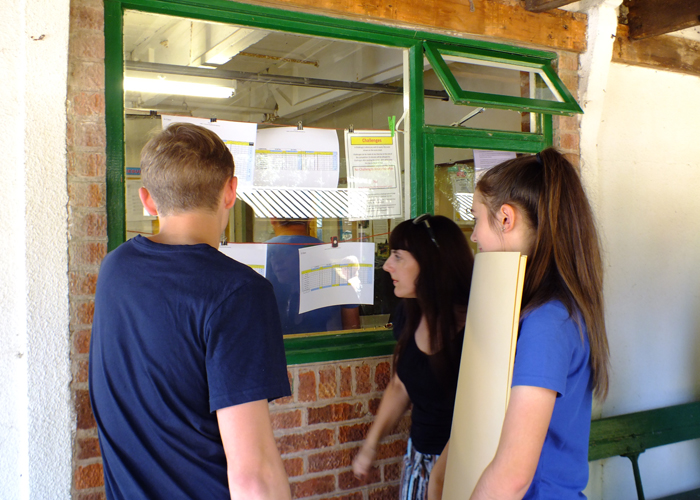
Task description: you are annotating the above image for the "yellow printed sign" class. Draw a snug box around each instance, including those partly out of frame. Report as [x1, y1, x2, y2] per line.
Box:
[350, 136, 393, 145]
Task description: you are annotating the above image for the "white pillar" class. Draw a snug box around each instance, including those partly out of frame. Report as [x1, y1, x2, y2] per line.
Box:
[0, 0, 72, 498]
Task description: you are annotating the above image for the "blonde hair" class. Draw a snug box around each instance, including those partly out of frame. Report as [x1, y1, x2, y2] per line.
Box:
[140, 122, 234, 216]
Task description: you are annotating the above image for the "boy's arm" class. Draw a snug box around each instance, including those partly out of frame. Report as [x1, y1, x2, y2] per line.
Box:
[217, 399, 291, 500]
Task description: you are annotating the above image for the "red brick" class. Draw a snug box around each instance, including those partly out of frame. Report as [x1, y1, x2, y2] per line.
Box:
[374, 362, 390, 391]
[290, 475, 335, 498]
[70, 241, 107, 266]
[68, 61, 105, 91]
[78, 436, 100, 459]
[76, 389, 96, 430]
[338, 466, 381, 490]
[74, 329, 92, 354]
[74, 463, 103, 489]
[369, 397, 382, 416]
[339, 365, 352, 397]
[276, 429, 334, 454]
[338, 422, 370, 444]
[559, 132, 580, 152]
[384, 461, 401, 481]
[68, 151, 106, 178]
[74, 121, 106, 149]
[558, 114, 579, 133]
[70, 5, 104, 31]
[392, 415, 412, 436]
[369, 485, 400, 500]
[75, 359, 89, 384]
[76, 492, 106, 500]
[271, 410, 302, 430]
[69, 182, 106, 208]
[74, 300, 95, 325]
[308, 447, 359, 473]
[70, 92, 105, 117]
[70, 32, 105, 60]
[558, 51, 579, 72]
[376, 438, 407, 460]
[319, 493, 363, 500]
[298, 370, 317, 402]
[70, 271, 99, 296]
[355, 364, 371, 394]
[560, 71, 579, 97]
[308, 403, 365, 425]
[283, 457, 304, 477]
[318, 366, 337, 399]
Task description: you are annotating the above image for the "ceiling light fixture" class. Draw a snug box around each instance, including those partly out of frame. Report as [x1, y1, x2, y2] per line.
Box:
[124, 70, 236, 99]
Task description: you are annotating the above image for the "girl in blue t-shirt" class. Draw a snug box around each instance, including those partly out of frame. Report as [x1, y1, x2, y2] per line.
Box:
[430, 148, 610, 500]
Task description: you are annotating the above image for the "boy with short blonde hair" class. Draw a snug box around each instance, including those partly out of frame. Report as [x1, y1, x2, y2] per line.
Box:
[90, 122, 291, 500]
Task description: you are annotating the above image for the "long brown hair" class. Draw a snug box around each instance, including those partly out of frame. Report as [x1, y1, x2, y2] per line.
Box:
[389, 215, 474, 389]
[476, 148, 610, 400]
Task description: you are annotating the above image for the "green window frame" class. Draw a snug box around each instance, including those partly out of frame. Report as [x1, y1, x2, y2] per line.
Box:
[104, 0, 578, 364]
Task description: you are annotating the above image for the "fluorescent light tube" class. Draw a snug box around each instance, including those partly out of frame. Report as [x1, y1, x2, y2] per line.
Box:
[124, 71, 236, 99]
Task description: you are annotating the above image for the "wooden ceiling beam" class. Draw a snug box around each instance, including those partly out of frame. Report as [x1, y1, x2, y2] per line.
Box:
[625, 0, 700, 40]
[613, 24, 700, 77]
[524, 0, 579, 13]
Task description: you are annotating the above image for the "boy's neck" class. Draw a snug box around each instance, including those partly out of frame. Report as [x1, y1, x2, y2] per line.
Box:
[149, 211, 224, 248]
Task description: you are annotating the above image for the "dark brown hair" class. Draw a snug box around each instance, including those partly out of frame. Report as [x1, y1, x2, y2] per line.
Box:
[389, 215, 474, 389]
[476, 148, 610, 400]
[140, 122, 234, 216]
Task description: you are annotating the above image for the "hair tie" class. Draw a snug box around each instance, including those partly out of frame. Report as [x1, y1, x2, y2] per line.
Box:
[535, 152, 543, 165]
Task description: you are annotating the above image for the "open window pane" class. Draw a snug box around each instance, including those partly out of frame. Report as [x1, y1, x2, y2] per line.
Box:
[424, 42, 582, 116]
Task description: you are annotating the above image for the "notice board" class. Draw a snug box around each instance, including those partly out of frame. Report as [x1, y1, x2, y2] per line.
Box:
[441, 252, 527, 499]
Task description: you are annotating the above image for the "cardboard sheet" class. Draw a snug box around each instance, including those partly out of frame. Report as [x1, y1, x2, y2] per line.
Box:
[442, 251, 527, 499]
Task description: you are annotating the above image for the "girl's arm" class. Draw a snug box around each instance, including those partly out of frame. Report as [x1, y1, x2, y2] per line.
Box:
[469, 385, 556, 500]
[427, 442, 449, 500]
[352, 373, 411, 479]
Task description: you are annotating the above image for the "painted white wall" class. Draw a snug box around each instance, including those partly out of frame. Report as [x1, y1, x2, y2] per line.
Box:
[0, 0, 72, 499]
[591, 63, 700, 498]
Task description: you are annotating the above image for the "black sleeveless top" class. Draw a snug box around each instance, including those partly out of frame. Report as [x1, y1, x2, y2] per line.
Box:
[393, 303, 463, 455]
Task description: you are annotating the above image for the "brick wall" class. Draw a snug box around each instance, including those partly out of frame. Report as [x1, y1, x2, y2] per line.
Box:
[272, 359, 409, 500]
[64, 1, 580, 499]
[67, 0, 108, 498]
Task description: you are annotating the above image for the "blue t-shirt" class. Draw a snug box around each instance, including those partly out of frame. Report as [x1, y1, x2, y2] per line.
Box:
[89, 235, 291, 500]
[266, 234, 356, 335]
[512, 301, 593, 500]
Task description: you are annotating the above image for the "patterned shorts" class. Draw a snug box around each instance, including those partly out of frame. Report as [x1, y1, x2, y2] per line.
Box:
[399, 438, 440, 500]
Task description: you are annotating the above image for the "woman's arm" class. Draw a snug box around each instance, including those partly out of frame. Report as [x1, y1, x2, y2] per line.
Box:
[352, 373, 411, 479]
[469, 385, 556, 500]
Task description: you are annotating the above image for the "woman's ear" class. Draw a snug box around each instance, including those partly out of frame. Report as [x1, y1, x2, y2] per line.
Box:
[500, 204, 517, 233]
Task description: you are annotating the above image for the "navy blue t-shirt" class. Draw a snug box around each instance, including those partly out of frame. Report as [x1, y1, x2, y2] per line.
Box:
[512, 301, 593, 500]
[89, 235, 291, 500]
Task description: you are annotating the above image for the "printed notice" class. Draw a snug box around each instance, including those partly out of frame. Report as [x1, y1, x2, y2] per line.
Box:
[473, 149, 517, 183]
[298, 242, 375, 314]
[219, 243, 268, 277]
[161, 115, 258, 187]
[345, 130, 402, 220]
[254, 127, 340, 188]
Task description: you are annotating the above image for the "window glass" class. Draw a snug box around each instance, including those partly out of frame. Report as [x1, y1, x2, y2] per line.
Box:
[423, 57, 529, 131]
[123, 10, 406, 336]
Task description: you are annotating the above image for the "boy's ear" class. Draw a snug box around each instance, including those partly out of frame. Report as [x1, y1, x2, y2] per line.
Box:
[223, 176, 238, 210]
[139, 187, 158, 216]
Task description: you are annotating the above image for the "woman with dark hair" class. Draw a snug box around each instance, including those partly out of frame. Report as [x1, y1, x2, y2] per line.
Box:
[429, 148, 610, 500]
[352, 214, 474, 500]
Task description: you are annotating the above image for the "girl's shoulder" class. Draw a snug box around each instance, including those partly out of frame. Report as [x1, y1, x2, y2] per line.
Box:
[520, 300, 584, 342]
